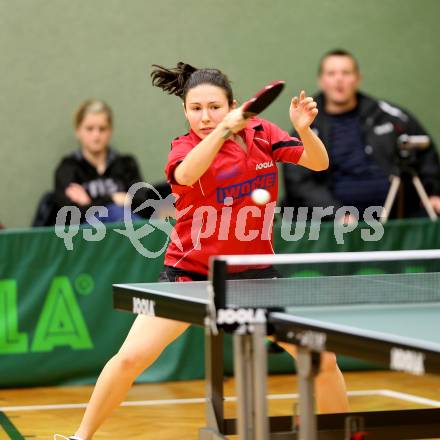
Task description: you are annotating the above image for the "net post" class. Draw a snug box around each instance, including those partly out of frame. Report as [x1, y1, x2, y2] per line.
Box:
[205, 257, 227, 436]
[211, 259, 227, 309]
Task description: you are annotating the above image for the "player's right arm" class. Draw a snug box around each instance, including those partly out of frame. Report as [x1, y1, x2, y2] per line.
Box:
[174, 108, 247, 186]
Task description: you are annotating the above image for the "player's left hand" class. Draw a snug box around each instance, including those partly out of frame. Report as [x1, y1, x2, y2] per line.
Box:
[289, 90, 318, 132]
[429, 196, 440, 214]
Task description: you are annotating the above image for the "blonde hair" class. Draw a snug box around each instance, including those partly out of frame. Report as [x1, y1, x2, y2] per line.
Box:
[74, 100, 113, 129]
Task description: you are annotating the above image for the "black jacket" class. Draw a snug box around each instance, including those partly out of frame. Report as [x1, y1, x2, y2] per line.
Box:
[54, 148, 149, 221]
[282, 92, 440, 217]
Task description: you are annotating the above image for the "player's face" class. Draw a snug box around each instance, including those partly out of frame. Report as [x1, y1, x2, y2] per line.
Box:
[184, 84, 232, 138]
[76, 113, 112, 154]
[318, 56, 361, 105]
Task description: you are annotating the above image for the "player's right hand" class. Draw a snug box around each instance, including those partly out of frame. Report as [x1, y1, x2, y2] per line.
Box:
[220, 106, 248, 134]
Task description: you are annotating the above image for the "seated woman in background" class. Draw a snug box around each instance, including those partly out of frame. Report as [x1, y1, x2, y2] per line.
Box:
[54, 100, 147, 224]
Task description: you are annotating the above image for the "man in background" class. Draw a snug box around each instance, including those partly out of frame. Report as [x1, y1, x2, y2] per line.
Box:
[282, 49, 440, 220]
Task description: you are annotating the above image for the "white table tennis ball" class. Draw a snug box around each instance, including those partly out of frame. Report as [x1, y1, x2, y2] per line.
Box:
[251, 188, 271, 205]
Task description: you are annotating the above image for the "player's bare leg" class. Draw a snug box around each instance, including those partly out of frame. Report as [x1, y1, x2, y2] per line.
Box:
[314, 351, 349, 412]
[74, 315, 189, 440]
[275, 341, 349, 413]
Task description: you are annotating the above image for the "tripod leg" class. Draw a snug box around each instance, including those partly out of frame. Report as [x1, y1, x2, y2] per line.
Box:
[412, 175, 438, 221]
[381, 176, 401, 223]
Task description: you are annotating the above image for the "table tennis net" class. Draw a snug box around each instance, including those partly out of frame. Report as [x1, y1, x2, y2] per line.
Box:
[210, 250, 440, 308]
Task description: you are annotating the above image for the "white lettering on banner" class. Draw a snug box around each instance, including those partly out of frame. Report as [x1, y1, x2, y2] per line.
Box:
[216, 308, 266, 325]
[256, 161, 274, 170]
[132, 297, 156, 316]
[390, 347, 425, 375]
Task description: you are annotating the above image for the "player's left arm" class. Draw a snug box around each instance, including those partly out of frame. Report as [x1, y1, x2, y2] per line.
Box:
[290, 91, 329, 172]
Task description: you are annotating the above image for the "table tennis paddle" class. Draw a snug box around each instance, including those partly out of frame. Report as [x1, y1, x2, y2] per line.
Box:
[242, 80, 285, 117]
[222, 80, 285, 138]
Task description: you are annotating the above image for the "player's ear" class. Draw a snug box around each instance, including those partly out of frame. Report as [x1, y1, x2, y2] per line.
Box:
[231, 99, 238, 110]
[182, 102, 188, 119]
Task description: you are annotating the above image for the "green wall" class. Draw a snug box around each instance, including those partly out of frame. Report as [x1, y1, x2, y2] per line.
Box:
[1, 0, 439, 228]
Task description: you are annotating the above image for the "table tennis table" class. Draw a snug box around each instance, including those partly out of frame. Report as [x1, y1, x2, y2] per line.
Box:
[113, 254, 440, 440]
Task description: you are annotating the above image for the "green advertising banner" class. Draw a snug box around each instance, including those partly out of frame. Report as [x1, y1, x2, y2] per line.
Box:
[1, 218, 439, 387]
[0, 221, 205, 387]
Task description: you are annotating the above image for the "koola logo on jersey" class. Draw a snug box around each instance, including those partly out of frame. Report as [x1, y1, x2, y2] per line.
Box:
[216, 308, 266, 325]
[256, 161, 274, 170]
[132, 297, 156, 316]
[390, 347, 425, 375]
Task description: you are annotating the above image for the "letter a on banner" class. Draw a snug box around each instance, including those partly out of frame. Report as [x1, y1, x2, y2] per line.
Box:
[31, 277, 93, 352]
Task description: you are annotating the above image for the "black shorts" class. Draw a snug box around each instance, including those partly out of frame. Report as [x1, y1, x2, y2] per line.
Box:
[159, 265, 281, 283]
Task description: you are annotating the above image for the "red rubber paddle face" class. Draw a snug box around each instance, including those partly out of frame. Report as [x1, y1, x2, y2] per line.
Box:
[242, 80, 285, 118]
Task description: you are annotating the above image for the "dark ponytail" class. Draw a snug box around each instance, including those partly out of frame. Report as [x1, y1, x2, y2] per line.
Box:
[151, 62, 233, 106]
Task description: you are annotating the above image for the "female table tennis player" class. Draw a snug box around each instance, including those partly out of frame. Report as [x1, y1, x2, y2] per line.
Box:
[58, 63, 347, 440]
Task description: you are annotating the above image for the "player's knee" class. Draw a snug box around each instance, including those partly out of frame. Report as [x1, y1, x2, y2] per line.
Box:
[113, 350, 155, 374]
[319, 352, 338, 373]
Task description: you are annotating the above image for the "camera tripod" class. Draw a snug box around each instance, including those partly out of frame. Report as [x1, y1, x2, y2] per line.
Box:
[380, 136, 438, 223]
